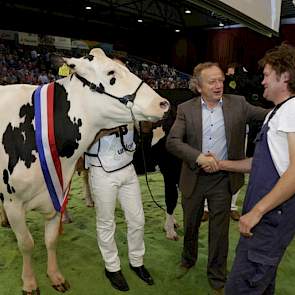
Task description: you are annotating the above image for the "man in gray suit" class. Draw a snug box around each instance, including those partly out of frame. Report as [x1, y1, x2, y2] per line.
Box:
[166, 62, 268, 294]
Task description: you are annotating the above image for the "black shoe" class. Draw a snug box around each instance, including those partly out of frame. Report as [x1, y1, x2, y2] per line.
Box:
[105, 269, 129, 291]
[129, 264, 154, 285]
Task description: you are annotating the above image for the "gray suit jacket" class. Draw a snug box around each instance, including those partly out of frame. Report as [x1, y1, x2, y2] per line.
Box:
[166, 94, 269, 197]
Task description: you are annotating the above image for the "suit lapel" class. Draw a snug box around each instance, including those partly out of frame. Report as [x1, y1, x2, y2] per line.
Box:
[222, 95, 232, 148]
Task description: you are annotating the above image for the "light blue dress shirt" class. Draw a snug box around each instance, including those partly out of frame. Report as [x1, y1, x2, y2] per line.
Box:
[201, 98, 228, 160]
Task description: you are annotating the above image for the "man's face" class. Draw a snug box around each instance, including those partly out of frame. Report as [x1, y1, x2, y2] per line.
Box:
[262, 64, 287, 102]
[226, 67, 235, 76]
[196, 66, 224, 102]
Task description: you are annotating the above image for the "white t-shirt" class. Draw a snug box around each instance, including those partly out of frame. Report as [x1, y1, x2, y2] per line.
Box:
[267, 99, 295, 176]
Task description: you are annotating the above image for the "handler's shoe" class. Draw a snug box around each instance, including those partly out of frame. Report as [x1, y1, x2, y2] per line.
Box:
[129, 264, 154, 285]
[105, 269, 129, 291]
[175, 261, 193, 279]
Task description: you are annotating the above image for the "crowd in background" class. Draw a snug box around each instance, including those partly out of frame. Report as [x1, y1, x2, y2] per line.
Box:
[0, 38, 273, 110]
[0, 39, 190, 89]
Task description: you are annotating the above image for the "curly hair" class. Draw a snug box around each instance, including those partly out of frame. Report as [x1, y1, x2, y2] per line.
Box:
[189, 62, 223, 94]
[259, 43, 295, 93]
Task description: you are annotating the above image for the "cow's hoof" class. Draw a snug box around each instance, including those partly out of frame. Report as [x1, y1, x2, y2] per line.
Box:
[166, 231, 179, 241]
[85, 200, 94, 207]
[52, 280, 70, 293]
[22, 288, 40, 295]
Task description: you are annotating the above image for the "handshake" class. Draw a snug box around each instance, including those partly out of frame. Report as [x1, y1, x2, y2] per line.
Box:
[196, 153, 223, 173]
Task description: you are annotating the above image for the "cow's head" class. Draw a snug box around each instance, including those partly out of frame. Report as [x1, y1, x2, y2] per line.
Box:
[62, 48, 170, 123]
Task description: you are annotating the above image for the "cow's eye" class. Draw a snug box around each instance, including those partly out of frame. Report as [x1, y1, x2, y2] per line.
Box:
[107, 70, 115, 76]
[110, 77, 116, 85]
[84, 54, 94, 61]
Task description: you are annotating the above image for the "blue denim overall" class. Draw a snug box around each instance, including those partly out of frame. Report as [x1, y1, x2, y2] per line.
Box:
[225, 102, 295, 294]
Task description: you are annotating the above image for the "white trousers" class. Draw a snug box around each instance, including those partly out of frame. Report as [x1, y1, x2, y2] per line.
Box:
[88, 164, 145, 272]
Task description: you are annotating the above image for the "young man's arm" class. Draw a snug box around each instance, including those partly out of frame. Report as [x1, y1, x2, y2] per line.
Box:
[218, 158, 252, 173]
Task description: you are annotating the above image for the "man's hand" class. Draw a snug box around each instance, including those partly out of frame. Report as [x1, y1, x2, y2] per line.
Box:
[239, 208, 263, 237]
[197, 153, 219, 172]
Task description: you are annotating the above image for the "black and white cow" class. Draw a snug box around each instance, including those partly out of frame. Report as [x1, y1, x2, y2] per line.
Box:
[0, 48, 169, 294]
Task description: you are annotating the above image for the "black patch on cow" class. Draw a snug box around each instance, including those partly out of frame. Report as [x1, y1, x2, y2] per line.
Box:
[2, 82, 82, 190]
[69, 64, 75, 69]
[2, 98, 37, 174]
[3, 169, 14, 194]
[0, 193, 4, 202]
[110, 77, 116, 85]
[83, 54, 94, 61]
[107, 70, 114, 76]
[53, 83, 82, 158]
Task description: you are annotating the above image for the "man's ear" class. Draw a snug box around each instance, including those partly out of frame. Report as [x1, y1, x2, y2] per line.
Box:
[282, 71, 290, 83]
[196, 83, 202, 94]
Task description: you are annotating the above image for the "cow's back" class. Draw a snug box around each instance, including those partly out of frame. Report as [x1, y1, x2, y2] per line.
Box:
[0, 84, 37, 131]
[0, 84, 42, 201]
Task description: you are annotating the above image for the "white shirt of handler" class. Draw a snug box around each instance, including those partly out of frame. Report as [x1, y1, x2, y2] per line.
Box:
[267, 99, 295, 176]
[85, 124, 145, 272]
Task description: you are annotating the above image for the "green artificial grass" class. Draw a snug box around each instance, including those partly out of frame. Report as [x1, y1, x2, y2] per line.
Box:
[0, 172, 295, 294]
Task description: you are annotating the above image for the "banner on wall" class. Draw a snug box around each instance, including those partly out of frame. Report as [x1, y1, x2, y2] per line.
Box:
[71, 39, 89, 49]
[39, 35, 55, 46]
[84, 40, 113, 52]
[54, 36, 71, 50]
[0, 30, 16, 40]
[18, 32, 39, 46]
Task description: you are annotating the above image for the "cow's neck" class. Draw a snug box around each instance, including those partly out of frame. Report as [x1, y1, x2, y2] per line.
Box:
[54, 78, 131, 185]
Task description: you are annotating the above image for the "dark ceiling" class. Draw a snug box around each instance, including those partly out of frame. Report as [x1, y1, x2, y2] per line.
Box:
[0, 0, 294, 41]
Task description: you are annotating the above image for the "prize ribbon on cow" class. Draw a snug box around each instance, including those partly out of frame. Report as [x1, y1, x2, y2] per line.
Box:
[34, 83, 70, 219]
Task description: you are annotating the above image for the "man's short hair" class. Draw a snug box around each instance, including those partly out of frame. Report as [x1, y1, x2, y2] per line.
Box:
[259, 43, 295, 93]
[227, 62, 239, 70]
[189, 62, 222, 93]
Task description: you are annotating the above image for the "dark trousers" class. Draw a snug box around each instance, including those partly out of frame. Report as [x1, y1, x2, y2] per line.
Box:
[182, 172, 231, 289]
[225, 197, 295, 295]
[225, 243, 278, 295]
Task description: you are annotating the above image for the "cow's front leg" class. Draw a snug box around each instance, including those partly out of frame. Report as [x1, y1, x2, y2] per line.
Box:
[5, 201, 38, 293]
[44, 213, 70, 292]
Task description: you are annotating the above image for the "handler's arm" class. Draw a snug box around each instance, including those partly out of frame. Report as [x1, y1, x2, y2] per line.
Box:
[239, 132, 295, 236]
[218, 158, 252, 173]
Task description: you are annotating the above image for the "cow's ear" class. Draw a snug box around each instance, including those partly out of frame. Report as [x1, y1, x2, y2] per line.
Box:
[63, 57, 81, 72]
[89, 48, 106, 59]
[50, 53, 65, 69]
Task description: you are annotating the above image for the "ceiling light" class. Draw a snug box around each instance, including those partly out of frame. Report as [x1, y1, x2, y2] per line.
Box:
[137, 19, 143, 23]
[85, 6, 92, 10]
[175, 29, 180, 33]
[219, 22, 224, 27]
[185, 9, 191, 14]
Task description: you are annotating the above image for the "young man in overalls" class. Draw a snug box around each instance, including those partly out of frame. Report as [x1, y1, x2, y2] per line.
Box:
[220, 43, 295, 294]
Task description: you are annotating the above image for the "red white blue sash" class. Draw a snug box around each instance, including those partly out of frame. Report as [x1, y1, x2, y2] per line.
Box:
[34, 83, 69, 213]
